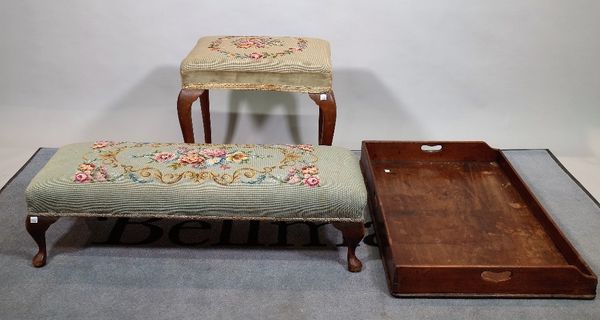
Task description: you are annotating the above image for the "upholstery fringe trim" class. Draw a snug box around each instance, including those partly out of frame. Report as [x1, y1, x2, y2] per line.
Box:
[27, 212, 365, 223]
[182, 82, 331, 94]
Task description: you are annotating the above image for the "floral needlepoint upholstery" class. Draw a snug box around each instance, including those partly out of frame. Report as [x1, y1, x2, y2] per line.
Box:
[26, 142, 367, 221]
[180, 36, 332, 93]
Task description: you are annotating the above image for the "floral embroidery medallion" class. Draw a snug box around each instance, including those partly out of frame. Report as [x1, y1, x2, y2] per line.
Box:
[208, 36, 308, 60]
[74, 142, 320, 187]
[136, 146, 253, 171]
[231, 37, 283, 49]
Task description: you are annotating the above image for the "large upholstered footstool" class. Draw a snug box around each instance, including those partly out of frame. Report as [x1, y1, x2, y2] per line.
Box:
[25, 142, 367, 271]
[178, 36, 337, 145]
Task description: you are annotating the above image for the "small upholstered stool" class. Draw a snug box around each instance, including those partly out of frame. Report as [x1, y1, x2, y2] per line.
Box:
[177, 36, 337, 145]
[25, 141, 367, 271]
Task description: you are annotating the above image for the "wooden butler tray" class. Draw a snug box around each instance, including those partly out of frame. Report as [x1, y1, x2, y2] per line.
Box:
[360, 141, 597, 298]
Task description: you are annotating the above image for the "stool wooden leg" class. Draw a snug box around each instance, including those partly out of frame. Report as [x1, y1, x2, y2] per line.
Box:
[318, 108, 324, 142]
[25, 215, 58, 267]
[199, 90, 211, 143]
[177, 89, 204, 143]
[309, 91, 337, 145]
[332, 222, 364, 272]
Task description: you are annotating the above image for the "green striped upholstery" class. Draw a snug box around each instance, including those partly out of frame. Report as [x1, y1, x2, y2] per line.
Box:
[26, 142, 366, 222]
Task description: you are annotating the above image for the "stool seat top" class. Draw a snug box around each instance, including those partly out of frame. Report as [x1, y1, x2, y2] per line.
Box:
[26, 142, 366, 222]
[180, 36, 332, 93]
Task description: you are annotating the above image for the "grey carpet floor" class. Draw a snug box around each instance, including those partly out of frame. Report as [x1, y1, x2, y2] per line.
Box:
[0, 148, 599, 320]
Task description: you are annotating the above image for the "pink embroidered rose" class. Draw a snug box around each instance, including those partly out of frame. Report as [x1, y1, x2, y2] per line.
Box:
[226, 151, 249, 163]
[179, 153, 205, 165]
[78, 163, 96, 172]
[249, 52, 264, 60]
[202, 149, 227, 158]
[93, 141, 111, 149]
[153, 152, 176, 162]
[303, 175, 320, 188]
[287, 175, 301, 184]
[296, 144, 314, 152]
[236, 40, 255, 49]
[288, 168, 298, 175]
[301, 165, 319, 175]
[74, 171, 91, 183]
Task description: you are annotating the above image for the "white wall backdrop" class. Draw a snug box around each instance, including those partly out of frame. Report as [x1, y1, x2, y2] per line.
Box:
[1, 1, 599, 194]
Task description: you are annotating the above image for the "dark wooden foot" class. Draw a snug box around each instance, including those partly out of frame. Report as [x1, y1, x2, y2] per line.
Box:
[177, 89, 205, 143]
[332, 222, 365, 272]
[309, 91, 337, 146]
[25, 215, 58, 267]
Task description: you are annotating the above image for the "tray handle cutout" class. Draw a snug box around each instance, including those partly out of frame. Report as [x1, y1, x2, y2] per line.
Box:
[481, 271, 512, 283]
[421, 144, 443, 153]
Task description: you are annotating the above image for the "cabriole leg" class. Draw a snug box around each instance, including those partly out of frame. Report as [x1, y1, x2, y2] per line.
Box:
[25, 215, 58, 267]
[177, 89, 204, 143]
[308, 91, 337, 145]
[199, 90, 211, 143]
[332, 222, 365, 272]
